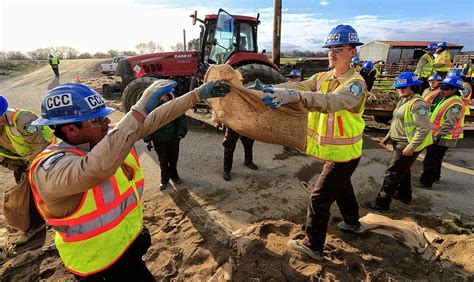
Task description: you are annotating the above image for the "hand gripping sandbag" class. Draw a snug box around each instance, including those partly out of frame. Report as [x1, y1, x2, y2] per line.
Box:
[204, 64, 307, 151]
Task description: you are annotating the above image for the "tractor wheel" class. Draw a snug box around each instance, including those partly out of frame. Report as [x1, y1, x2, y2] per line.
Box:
[122, 77, 158, 112]
[237, 63, 286, 86]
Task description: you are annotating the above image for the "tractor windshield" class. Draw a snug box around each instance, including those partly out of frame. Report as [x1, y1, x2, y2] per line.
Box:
[209, 9, 236, 64]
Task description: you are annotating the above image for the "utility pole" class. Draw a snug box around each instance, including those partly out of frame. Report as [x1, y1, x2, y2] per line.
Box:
[183, 29, 187, 51]
[272, 0, 282, 66]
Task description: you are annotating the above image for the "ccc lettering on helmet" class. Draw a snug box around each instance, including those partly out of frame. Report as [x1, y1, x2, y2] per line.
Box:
[327, 34, 340, 42]
[45, 94, 72, 110]
[85, 95, 105, 109]
[348, 33, 359, 42]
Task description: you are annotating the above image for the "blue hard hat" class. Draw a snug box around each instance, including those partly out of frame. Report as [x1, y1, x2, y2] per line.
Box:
[351, 56, 360, 65]
[393, 72, 423, 88]
[424, 43, 437, 51]
[447, 69, 466, 79]
[0, 96, 7, 115]
[439, 76, 465, 90]
[437, 41, 448, 47]
[322, 24, 363, 48]
[361, 61, 374, 71]
[288, 69, 301, 77]
[33, 83, 115, 126]
[428, 74, 442, 81]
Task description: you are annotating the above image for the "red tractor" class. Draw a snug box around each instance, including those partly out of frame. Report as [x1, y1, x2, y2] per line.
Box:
[106, 9, 285, 111]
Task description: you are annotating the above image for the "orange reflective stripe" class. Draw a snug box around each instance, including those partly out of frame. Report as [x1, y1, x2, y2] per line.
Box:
[308, 127, 362, 145]
[433, 100, 461, 126]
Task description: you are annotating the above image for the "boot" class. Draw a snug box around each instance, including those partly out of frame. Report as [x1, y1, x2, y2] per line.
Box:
[223, 171, 231, 181]
[244, 161, 258, 170]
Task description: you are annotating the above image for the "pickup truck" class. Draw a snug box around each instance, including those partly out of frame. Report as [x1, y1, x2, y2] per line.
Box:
[100, 57, 125, 75]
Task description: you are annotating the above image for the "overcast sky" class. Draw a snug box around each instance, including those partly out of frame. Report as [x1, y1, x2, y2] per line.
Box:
[1, 0, 473, 54]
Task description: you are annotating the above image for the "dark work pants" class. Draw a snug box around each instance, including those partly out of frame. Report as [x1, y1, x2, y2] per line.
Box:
[376, 142, 421, 208]
[421, 144, 449, 186]
[51, 65, 59, 77]
[305, 158, 361, 252]
[152, 140, 180, 184]
[223, 128, 254, 172]
[74, 227, 155, 281]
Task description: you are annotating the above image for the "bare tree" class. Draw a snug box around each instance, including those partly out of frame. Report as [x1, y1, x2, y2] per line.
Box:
[93, 52, 109, 58]
[108, 49, 120, 57]
[187, 38, 200, 51]
[170, 42, 184, 51]
[123, 50, 138, 56]
[78, 52, 93, 59]
[135, 42, 147, 55]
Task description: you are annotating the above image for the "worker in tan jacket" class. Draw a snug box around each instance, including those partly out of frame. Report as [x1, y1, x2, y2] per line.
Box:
[256, 24, 368, 261]
[0, 95, 53, 242]
[28, 81, 229, 280]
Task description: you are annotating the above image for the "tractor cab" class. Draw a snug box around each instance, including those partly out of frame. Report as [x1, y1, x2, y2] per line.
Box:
[192, 9, 259, 65]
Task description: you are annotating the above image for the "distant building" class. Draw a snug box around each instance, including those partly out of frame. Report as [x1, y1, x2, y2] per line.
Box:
[359, 41, 463, 64]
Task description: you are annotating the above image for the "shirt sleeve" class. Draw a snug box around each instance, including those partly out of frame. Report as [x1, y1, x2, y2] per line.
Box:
[415, 56, 427, 75]
[15, 112, 50, 159]
[300, 79, 367, 113]
[274, 73, 319, 91]
[406, 101, 431, 151]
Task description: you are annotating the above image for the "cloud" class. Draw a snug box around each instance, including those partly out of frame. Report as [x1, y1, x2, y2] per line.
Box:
[320, 1, 330, 6]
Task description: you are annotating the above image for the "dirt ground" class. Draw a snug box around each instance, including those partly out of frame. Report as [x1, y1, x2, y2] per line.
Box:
[0, 60, 473, 281]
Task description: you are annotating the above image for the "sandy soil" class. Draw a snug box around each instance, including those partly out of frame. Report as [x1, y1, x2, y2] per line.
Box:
[0, 61, 473, 281]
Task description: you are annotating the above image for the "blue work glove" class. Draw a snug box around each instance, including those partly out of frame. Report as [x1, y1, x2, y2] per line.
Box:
[194, 80, 231, 101]
[262, 88, 302, 110]
[131, 79, 177, 116]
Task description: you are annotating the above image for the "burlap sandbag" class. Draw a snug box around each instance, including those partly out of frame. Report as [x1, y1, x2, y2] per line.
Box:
[3, 172, 31, 232]
[205, 64, 308, 150]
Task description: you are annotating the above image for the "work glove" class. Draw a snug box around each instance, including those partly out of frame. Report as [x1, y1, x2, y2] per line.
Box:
[262, 88, 302, 110]
[131, 79, 177, 116]
[194, 80, 231, 101]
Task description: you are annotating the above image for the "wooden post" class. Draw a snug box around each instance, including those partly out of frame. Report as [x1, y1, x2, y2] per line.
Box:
[183, 29, 187, 51]
[272, 0, 282, 66]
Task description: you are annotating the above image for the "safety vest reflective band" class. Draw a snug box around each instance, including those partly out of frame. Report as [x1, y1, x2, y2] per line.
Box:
[50, 57, 59, 65]
[306, 71, 366, 162]
[1, 109, 54, 160]
[434, 50, 451, 72]
[403, 95, 433, 151]
[430, 96, 465, 140]
[416, 53, 433, 78]
[28, 145, 144, 276]
[462, 82, 471, 115]
[423, 89, 441, 106]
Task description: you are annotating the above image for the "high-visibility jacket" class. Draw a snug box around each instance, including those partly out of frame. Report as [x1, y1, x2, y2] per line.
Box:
[403, 95, 433, 151]
[50, 57, 59, 65]
[415, 53, 433, 78]
[430, 95, 465, 140]
[29, 145, 144, 276]
[422, 88, 442, 111]
[306, 72, 366, 162]
[433, 50, 451, 73]
[0, 109, 54, 160]
[462, 82, 471, 115]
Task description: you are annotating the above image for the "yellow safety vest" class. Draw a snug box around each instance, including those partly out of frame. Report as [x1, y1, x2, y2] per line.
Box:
[50, 57, 59, 65]
[462, 82, 471, 115]
[403, 95, 433, 151]
[1, 109, 54, 160]
[434, 50, 451, 73]
[415, 53, 433, 78]
[430, 95, 465, 140]
[306, 71, 366, 162]
[29, 145, 144, 276]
